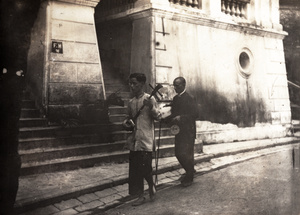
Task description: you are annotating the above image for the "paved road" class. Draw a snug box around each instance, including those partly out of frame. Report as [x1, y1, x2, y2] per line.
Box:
[102, 148, 300, 215]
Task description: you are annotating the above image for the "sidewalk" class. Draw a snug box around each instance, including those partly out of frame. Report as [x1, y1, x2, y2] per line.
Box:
[15, 137, 300, 215]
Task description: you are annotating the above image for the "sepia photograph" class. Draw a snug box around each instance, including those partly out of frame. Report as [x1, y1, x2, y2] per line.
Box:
[1, 0, 300, 214]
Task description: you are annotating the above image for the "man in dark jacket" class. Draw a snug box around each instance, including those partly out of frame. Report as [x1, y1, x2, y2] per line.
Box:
[171, 77, 198, 187]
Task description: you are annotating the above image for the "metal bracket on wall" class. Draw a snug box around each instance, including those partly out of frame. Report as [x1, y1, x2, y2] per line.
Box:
[155, 18, 169, 51]
[155, 17, 169, 36]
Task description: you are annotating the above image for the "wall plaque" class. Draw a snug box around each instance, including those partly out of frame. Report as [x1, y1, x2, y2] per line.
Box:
[52, 41, 63, 54]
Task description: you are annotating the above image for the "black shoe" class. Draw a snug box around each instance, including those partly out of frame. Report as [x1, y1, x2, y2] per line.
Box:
[149, 185, 156, 202]
[178, 174, 186, 182]
[132, 196, 146, 206]
[181, 174, 193, 187]
[181, 180, 193, 187]
[179, 169, 196, 182]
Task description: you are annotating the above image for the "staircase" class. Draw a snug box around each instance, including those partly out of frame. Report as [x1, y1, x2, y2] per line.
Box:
[18, 91, 128, 176]
[291, 103, 300, 134]
[288, 81, 300, 134]
[19, 66, 199, 176]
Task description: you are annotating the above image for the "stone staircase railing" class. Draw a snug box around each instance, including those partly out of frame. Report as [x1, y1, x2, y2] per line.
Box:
[221, 0, 250, 19]
[168, 0, 199, 8]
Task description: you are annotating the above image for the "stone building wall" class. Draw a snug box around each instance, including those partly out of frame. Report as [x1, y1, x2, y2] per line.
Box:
[152, 14, 290, 127]
[95, 0, 291, 141]
[27, 0, 105, 123]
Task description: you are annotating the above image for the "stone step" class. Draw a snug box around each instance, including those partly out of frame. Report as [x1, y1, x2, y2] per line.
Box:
[110, 121, 170, 129]
[155, 127, 173, 137]
[109, 122, 124, 132]
[20, 151, 129, 176]
[17, 89, 177, 176]
[111, 129, 174, 144]
[292, 120, 300, 132]
[18, 135, 104, 151]
[108, 106, 128, 115]
[19, 125, 111, 141]
[109, 114, 127, 123]
[18, 124, 174, 150]
[111, 130, 132, 142]
[20, 109, 40, 118]
[21, 100, 35, 109]
[19, 126, 69, 139]
[106, 91, 131, 99]
[109, 121, 170, 132]
[19, 141, 200, 176]
[108, 99, 129, 107]
[19, 118, 48, 127]
[19, 141, 125, 164]
[156, 135, 175, 145]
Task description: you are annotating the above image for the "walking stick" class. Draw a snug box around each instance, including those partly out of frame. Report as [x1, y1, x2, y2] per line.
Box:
[155, 120, 162, 185]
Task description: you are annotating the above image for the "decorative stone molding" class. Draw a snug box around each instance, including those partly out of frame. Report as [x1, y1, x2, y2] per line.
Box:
[53, 0, 101, 7]
[97, 7, 287, 39]
[236, 47, 254, 79]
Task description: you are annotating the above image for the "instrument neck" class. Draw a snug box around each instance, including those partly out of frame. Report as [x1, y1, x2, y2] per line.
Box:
[132, 93, 154, 121]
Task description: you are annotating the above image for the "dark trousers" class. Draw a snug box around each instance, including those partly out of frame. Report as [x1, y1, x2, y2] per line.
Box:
[129, 151, 154, 196]
[175, 134, 195, 180]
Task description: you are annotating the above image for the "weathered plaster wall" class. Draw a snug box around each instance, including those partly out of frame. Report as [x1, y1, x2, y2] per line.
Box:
[94, 1, 291, 140]
[27, 1, 105, 123]
[96, 9, 290, 130]
[154, 15, 290, 128]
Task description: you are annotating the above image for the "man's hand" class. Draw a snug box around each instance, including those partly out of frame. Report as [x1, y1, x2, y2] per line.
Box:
[172, 116, 181, 122]
[143, 98, 153, 109]
[123, 119, 135, 130]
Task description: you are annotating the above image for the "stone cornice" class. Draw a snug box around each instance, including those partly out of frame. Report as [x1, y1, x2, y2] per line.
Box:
[96, 6, 288, 40]
[53, 0, 101, 7]
[153, 9, 288, 39]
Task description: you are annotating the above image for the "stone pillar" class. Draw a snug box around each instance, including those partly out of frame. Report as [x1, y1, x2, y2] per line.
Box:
[260, 0, 272, 28]
[253, 0, 261, 26]
[270, 0, 282, 31]
[249, 0, 280, 29]
[201, 0, 222, 17]
[246, 0, 255, 24]
[27, 0, 105, 123]
[130, 15, 155, 90]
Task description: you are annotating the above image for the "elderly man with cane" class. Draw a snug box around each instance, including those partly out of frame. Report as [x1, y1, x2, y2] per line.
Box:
[169, 77, 198, 187]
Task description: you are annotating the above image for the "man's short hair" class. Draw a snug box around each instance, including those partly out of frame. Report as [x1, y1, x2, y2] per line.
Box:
[174, 77, 186, 86]
[129, 73, 146, 84]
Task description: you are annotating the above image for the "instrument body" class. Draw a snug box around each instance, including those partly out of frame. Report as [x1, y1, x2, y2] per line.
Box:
[158, 102, 181, 135]
[170, 124, 180, 135]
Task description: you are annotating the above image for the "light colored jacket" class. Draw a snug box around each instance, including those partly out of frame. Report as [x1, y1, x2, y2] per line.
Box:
[127, 93, 160, 151]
